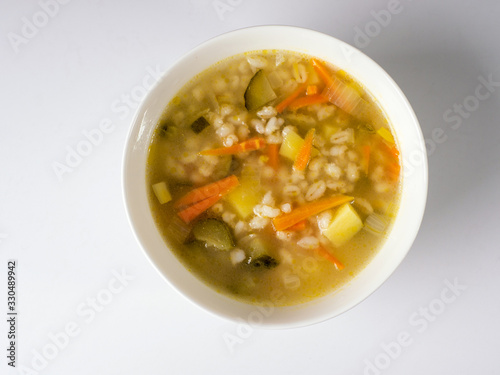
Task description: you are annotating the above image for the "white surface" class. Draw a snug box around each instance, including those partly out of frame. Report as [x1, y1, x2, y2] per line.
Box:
[1, 0, 499, 374]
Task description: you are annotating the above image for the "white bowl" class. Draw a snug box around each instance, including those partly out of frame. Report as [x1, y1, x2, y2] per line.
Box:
[122, 26, 427, 329]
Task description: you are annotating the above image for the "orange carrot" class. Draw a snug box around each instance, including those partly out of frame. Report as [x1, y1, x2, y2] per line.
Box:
[362, 145, 371, 174]
[275, 83, 307, 113]
[272, 195, 353, 231]
[288, 94, 329, 111]
[287, 219, 307, 231]
[311, 58, 335, 87]
[267, 143, 280, 171]
[173, 175, 239, 210]
[315, 246, 344, 270]
[379, 140, 400, 160]
[177, 194, 222, 223]
[378, 141, 400, 182]
[306, 85, 318, 95]
[200, 137, 266, 156]
[293, 128, 315, 171]
[386, 162, 400, 182]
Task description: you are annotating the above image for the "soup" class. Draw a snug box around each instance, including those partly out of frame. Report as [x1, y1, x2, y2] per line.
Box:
[146, 50, 401, 306]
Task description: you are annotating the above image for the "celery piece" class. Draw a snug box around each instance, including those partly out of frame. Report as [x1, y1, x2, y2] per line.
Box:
[152, 181, 172, 204]
[364, 213, 388, 236]
[323, 203, 363, 247]
[224, 167, 262, 218]
[377, 127, 395, 143]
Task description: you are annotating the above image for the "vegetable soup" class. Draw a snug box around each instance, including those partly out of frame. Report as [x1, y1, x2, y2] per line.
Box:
[146, 50, 401, 306]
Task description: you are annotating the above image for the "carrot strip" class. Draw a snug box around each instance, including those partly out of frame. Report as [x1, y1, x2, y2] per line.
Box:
[173, 175, 239, 210]
[267, 143, 280, 171]
[288, 94, 329, 111]
[293, 128, 315, 171]
[378, 140, 400, 182]
[200, 137, 266, 156]
[275, 83, 307, 113]
[306, 85, 318, 95]
[177, 194, 222, 223]
[386, 162, 400, 182]
[379, 140, 400, 160]
[272, 195, 353, 231]
[315, 246, 344, 270]
[362, 145, 371, 174]
[311, 58, 335, 87]
[287, 219, 307, 231]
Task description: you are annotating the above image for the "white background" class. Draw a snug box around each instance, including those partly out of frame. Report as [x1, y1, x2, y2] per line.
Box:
[1, 0, 500, 374]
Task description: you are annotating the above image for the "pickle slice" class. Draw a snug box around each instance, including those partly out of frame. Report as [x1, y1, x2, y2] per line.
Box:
[192, 218, 235, 251]
[244, 70, 277, 111]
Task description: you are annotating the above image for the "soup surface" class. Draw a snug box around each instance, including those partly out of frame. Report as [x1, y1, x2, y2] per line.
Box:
[146, 50, 401, 306]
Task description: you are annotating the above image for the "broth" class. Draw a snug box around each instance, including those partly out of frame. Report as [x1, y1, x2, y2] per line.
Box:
[146, 50, 401, 306]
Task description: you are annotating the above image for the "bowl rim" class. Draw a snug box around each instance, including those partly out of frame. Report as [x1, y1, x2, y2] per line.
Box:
[122, 25, 428, 329]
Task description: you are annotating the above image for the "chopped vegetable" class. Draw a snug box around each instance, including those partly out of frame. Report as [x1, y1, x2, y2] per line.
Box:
[165, 213, 192, 245]
[380, 140, 400, 160]
[286, 219, 307, 231]
[192, 218, 235, 250]
[386, 161, 400, 182]
[306, 85, 318, 95]
[288, 94, 329, 111]
[310, 59, 335, 87]
[279, 129, 319, 161]
[152, 181, 172, 204]
[377, 127, 395, 143]
[378, 140, 400, 182]
[323, 203, 363, 247]
[305, 62, 321, 85]
[174, 175, 239, 210]
[293, 128, 315, 171]
[275, 83, 307, 113]
[311, 58, 362, 114]
[245, 236, 279, 269]
[191, 116, 211, 134]
[321, 124, 339, 139]
[244, 70, 277, 111]
[177, 194, 222, 223]
[315, 246, 344, 270]
[158, 123, 170, 137]
[364, 213, 388, 236]
[225, 167, 263, 218]
[248, 255, 278, 269]
[272, 195, 354, 231]
[200, 137, 266, 156]
[322, 77, 362, 114]
[267, 143, 280, 171]
[280, 130, 305, 161]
